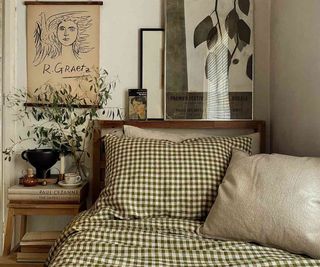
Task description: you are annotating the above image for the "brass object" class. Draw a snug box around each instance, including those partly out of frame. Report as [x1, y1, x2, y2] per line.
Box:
[58, 173, 65, 182]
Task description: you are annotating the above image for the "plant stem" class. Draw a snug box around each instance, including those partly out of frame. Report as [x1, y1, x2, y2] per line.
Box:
[210, 0, 223, 40]
[229, 36, 239, 70]
[4, 137, 33, 156]
[215, 0, 223, 39]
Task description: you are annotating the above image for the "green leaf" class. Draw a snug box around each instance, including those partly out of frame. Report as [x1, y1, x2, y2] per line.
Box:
[117, 109, 122, 119]
[194, 16, 213, 48]
[207, 26, 218, 50]
[237, 38, 247, 51]
[53, 141, 60, 149]
[225, 9, 239, 39]
[228, 50, 232, 68]
[238, 0, 250, 15]
[246, 54, 253, 80]
[238, 19, 251, 44]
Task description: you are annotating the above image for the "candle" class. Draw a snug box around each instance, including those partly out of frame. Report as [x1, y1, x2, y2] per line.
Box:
[60, 154, 65, 175]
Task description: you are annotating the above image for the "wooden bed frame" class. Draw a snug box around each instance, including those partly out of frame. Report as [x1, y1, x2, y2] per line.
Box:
[91, 120, 266, 203]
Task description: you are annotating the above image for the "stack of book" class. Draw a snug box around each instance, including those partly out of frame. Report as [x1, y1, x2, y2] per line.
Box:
[17, 231, 60, 263]
[8, 182, 88, 203]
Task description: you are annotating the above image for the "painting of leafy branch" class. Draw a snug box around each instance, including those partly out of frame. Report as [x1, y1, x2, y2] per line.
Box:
[194, 0, 253, 80]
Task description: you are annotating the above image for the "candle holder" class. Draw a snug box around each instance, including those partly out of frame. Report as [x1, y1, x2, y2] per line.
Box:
[58, 173, 65, 182]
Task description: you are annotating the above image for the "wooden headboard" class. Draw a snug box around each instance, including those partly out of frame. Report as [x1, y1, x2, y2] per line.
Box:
[91, 120, 266, 204]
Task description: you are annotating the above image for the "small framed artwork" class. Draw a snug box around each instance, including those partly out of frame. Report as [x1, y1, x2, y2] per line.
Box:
[24, 1, 103, 106]
[140, 28, 164, 119]
[128, 89, 147, 120]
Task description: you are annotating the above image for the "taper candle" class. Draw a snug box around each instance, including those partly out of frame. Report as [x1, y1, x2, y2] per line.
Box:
[60, 154, 65, 175]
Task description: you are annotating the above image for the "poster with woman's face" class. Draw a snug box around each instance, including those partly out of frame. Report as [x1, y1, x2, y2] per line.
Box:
[26, 4, 100, 104]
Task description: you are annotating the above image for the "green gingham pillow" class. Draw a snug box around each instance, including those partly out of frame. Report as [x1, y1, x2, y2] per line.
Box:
[97, 134, 252, 220]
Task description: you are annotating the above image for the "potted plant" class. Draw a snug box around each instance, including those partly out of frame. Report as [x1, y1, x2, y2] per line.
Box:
[3, 68, 121, 178]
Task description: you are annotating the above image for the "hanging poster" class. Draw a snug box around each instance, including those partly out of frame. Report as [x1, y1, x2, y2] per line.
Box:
[165, 0, 253, 120]
[25, 1, 102, 105]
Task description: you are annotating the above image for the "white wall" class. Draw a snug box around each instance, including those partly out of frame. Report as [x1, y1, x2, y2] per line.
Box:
[270, 0, 320, 156]
[2, 0, 18, 251]
[1, 0, 271, 249]
[0, 0, 3, 254]
[101, 0, 164, 110]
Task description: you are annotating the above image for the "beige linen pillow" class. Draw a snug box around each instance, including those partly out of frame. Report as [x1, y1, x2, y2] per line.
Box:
[199, 150, 320, 259]
[124, 125, 260, 154]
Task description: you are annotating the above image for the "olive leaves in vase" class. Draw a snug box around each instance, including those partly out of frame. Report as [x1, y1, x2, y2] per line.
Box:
[3, 69, 121, 176]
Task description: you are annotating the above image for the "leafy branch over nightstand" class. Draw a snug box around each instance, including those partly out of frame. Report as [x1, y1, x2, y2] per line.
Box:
[3, 68, 121, 176]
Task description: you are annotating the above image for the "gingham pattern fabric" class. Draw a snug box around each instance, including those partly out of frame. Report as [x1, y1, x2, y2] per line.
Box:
[46, 208, 320, 267]
[98, 134, 252, 220]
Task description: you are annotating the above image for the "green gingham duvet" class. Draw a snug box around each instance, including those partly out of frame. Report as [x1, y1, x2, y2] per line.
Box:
[46, 207, 320, 267]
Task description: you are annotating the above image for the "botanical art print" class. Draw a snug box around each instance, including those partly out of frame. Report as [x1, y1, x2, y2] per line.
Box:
[166, 0, 253, 119]
[26, 3, 100, 104]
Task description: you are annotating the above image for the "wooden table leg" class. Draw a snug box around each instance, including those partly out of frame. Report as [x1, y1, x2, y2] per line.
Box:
[2, 208, 14, 256]
[20, 215, 27, 241]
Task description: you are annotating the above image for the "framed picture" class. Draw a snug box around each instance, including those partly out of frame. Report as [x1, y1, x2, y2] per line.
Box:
[140, 28, 164, 119]
[128, 89, 147, 120]
[25, 1, 103, 105]
[165, 0, 254, 120]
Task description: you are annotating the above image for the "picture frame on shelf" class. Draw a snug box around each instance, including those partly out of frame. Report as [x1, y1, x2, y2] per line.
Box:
[140, 28, 164, 119]
[128, 89, 147, 120]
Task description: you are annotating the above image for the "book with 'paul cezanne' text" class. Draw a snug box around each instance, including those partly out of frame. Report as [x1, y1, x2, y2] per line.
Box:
[8, 182, 88, 203]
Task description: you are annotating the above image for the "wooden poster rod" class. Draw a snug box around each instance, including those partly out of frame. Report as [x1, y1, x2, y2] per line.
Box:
[24, 1, 103, 5]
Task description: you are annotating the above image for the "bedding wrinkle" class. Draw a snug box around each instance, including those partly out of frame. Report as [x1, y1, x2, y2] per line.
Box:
[47, 206, 320, 266]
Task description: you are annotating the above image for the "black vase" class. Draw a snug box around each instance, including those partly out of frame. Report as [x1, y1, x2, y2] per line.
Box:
[21, 149, 60, 178]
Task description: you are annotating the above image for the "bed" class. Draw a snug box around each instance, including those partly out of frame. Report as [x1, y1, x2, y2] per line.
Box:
[46, 120, 320, 267]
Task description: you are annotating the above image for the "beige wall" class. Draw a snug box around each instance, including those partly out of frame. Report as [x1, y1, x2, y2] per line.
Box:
[254, 0, 271, 152]
[270, 0, 320, 156]
[0, 0, 3, 253]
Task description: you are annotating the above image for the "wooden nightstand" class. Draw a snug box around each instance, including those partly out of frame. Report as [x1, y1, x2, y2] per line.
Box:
[1, 182, 88, 265]
[2, 202, 86, 257]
